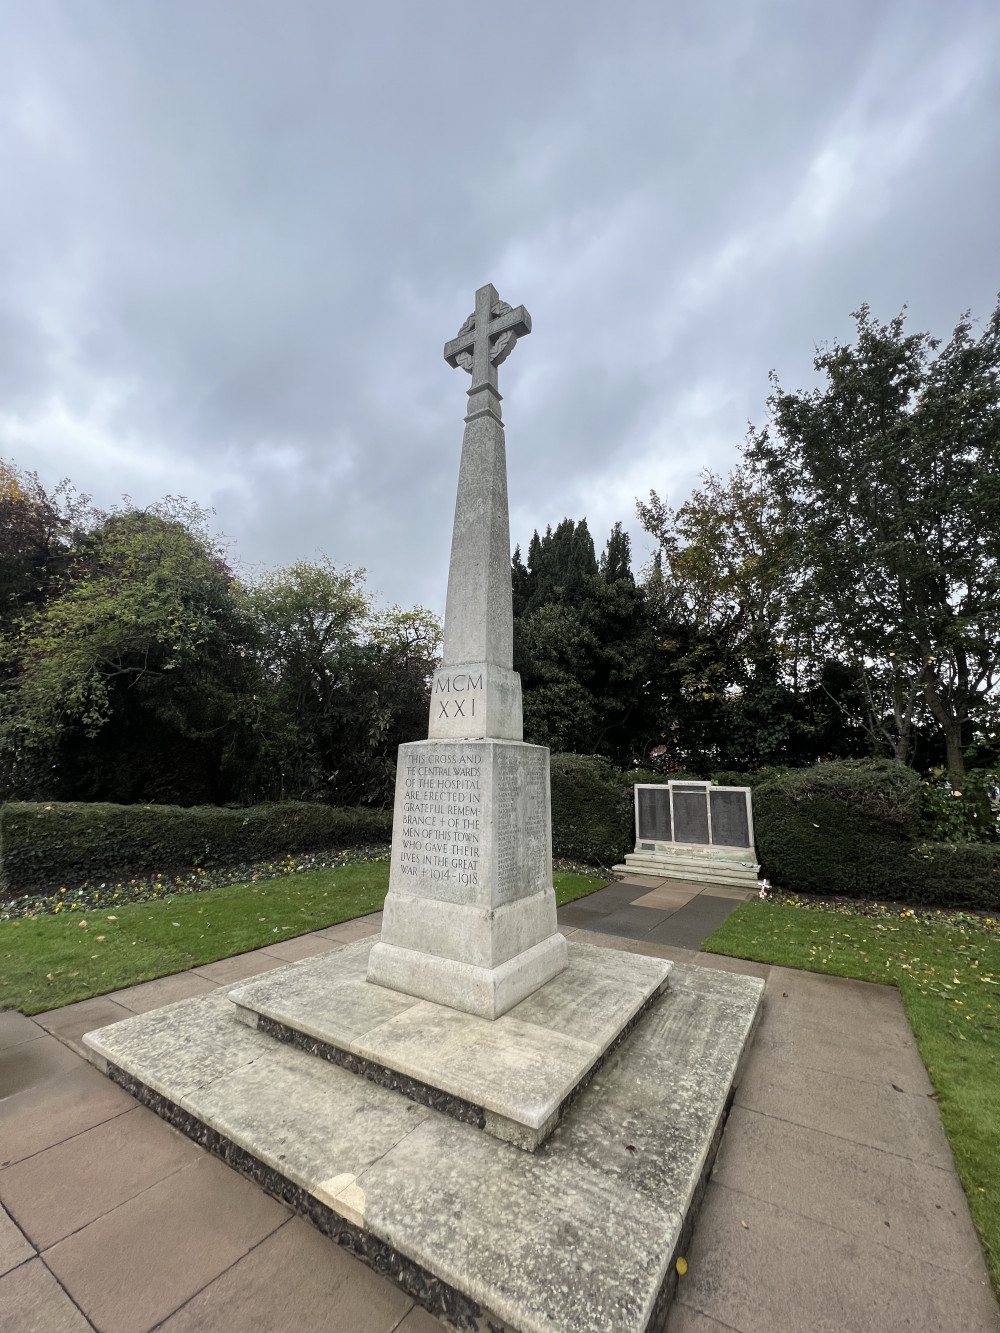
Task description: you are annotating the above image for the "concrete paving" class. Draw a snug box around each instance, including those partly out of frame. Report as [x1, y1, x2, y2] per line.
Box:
[2, 892, 998, 1333]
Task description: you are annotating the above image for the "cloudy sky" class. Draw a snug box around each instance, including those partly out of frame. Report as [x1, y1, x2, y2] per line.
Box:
[1, 1, 997, 612]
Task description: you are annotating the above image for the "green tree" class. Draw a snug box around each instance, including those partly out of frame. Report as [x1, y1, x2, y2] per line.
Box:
[241, 559, 440, 806]
[2, 501, 258, 803]
[750, 302, 1000, 777]
[513, 520, 658, 762]
[637, 466, 808, 770]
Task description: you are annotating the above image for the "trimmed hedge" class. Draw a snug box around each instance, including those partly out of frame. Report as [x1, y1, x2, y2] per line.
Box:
[550, 754, 1000, 908]
[549, 754, 633, 866]
[753, 761, 1000, 908]
[0, 801, 392, 894]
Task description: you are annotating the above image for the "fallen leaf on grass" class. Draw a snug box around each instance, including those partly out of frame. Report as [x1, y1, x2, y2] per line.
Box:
[79, 920, 87, 928]
[96, 935, 105, 941]
[107, 915, 117, 921]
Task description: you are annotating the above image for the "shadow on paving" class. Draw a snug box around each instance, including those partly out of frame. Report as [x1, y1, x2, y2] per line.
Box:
[558, 877, 750, 949]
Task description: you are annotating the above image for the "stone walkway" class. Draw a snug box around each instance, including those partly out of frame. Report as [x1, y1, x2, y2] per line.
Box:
[1, 878, 998, 1333]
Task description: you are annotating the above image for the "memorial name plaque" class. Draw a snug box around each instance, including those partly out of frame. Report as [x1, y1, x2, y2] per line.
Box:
[634, 780, 755, 854]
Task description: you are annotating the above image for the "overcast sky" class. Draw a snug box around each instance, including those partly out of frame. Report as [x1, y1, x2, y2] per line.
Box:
[1, 1, 997, 613]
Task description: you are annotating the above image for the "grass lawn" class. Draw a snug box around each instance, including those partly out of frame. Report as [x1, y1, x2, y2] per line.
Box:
[704, 900, 1000, 1291]
[0, 865, 605, 1016]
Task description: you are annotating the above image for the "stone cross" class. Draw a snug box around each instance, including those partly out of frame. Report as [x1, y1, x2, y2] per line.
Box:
[443, 283, 532, 410]
[428, 284, 531, 740]
[368, 280, 567, 1017]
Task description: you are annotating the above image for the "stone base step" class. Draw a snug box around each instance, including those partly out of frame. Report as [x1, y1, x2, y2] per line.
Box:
[614, 853, 760, 889]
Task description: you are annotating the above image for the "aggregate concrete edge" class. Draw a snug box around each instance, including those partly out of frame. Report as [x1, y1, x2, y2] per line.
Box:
[82, 963, 765, 1333]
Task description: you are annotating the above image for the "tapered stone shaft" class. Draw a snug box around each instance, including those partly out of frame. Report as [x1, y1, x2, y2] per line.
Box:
[367, 281, 567, 1018]
[428, 283, 528, 741]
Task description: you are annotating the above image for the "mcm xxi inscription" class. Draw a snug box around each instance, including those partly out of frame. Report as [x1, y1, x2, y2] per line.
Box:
[433, 671, 483, 724]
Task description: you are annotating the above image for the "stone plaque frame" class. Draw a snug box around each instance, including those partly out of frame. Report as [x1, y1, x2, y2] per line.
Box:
[633, 781, 755, 855]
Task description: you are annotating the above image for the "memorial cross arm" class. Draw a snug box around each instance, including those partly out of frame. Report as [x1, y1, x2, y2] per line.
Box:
[443, 283, 532, 396]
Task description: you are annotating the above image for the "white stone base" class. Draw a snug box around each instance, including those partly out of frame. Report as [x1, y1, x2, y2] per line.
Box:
[82, 957, 765, 1333]
[367, 930, 569, 1020]
[615, 841, 760, 889]
[373, 737, 566, 1017]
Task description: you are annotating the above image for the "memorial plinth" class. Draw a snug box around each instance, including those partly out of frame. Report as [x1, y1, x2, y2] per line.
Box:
[229, 939, 671, 1150]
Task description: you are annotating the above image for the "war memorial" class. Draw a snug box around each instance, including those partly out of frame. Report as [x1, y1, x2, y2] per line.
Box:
[82, 286, 765, 1333]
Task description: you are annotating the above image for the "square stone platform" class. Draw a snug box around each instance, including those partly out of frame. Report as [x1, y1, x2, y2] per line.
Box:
[82, 957, 764, 1333]
[228, 939, 671, 1150]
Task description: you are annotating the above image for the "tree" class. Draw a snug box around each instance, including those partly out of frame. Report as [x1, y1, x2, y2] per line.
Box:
[2, 500, 259, 803]
[750, 301, 1000, 777]
[637, 466, 808, 770]
[241, 559, 440, 806]
[513, 520, 658, 762]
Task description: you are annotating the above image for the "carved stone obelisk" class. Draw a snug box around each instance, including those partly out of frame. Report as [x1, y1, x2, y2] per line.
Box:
[366, 284, 568, 1018]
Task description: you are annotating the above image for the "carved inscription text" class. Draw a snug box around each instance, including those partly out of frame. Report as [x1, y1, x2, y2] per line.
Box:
[396, 748, 482, 888]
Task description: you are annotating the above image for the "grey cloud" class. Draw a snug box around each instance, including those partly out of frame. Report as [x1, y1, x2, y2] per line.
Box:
[0, 0, 997, 607]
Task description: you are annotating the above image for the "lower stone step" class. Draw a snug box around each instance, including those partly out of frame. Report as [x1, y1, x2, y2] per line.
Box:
[82, 955, 764, 1333]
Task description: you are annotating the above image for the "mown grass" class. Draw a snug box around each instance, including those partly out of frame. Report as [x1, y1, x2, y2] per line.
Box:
[703, 901, 1000, 1291]
[0, 865, 604, 1015]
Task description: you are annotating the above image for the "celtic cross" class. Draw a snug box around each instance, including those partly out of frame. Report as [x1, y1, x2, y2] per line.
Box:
[443, 283, 531, 414]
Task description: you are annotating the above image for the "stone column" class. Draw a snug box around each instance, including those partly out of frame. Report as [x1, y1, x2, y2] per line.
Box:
[366, 284, 567, 1018]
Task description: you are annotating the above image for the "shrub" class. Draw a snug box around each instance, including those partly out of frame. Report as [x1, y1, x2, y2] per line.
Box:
[753, 761, 1000, 908]
[549, 754, 633, 865]
[0, 801, 392, 894]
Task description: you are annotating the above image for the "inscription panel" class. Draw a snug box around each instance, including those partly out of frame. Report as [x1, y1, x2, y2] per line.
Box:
[393, 744, 485, 903]
[710, 789, 751, 847]
[432, 670, 484, 726]
[495, 746, 549, 903]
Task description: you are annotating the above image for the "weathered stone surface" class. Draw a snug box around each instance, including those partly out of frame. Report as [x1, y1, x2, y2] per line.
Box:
[370, 737, 567, 1017]
[433, 282, 530, 712]
[83, 960, 764, 1333]
[428, 661, 522, 743]
[229, 940, 671, 1150]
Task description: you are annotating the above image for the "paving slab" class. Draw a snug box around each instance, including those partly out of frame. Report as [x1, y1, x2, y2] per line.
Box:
[712, 1105, 987, 1279]
[314, 917, 383, 943]
[155, 1214, 416, 1333]
[644, 894, 745, 949]
[188, 950, 284, 986]
[0, 1061, 135, 1167]
[34, 995, 135, 1056]
[590, 904, 672, 938]
[112, 970, 217, 1013]
[0, 1257, 94, 1333]
[259, 932, 346, 962]
[752, 1005, 935, 1092]
[0, 1204, 33, 1278]
[1, 1104, 202, 1249]
[0, 1011, 44, 1052]
[0, 1030, 82, 1099]
[228, 939, 672, 1149]
[670, 1183, 1000, 1333]
[82, 963, 763, 1333]
[631, 885, 701, 911]
[735, 1048, 954, 1168]
[555, 903, 610, 927]
[44, 1154, 289, 1333]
